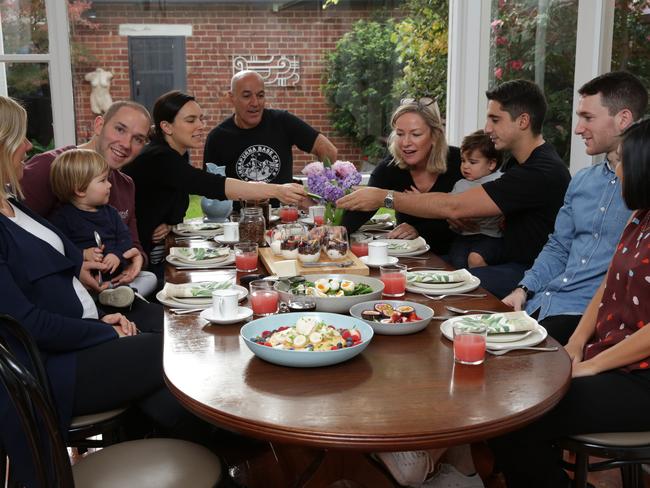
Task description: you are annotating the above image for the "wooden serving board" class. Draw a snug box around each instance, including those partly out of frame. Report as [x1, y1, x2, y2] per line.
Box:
[259, 248, 369, 276]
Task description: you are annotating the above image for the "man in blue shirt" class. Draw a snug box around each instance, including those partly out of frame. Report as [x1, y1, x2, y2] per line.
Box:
[502, 71, 648, 344]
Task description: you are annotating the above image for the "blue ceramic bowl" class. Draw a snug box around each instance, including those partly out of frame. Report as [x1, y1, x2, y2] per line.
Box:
[240, 312, 374, 368]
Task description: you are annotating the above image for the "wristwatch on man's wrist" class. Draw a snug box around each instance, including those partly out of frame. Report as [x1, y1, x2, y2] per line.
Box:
[518, 285, 533, 299]
[384, 190, 394, 209]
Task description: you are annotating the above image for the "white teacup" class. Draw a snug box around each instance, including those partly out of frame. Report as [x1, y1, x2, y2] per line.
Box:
[222, 222, 239, 242]
[367, 241, 389, 265]
[212, 289, 240, 318]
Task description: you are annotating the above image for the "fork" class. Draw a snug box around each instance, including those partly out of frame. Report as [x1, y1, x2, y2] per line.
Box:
[423, 293, 487, 301]
[446, 305, 501, 314]
[487, 346, 559, 356]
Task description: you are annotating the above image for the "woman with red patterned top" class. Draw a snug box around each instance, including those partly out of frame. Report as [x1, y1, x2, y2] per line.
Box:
[490, 118, 650, 488]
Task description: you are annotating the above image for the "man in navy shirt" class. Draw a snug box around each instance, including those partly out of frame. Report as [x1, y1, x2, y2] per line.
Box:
[502, 71, 647, 344]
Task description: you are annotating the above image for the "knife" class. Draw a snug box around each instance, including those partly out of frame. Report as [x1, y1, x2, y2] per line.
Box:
[301, 260, 353, 268]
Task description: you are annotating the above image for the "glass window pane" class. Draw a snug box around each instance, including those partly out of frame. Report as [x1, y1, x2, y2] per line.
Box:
[2, 62, 53, 153]
[489, 0, 578, 162]
[611, 0, 650, 117]
[0, 0, 49, 55]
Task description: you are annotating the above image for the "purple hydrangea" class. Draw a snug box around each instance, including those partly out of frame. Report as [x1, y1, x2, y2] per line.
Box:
[303, 160, 360, 205]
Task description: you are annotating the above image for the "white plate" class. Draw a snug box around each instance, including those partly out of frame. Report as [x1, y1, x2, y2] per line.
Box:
[166, 253, 235, 269]
[406, 274, 480, 295]
[171, 224, 223, 237]
[299, 217, 315, 226]
[388, 244, 431, 257]
[214, 235, 239, 245]
[156, 285, 248, 309]
[440, 318, 547, 350]
[406, 269, 472, 290]
[200, 307, 253, 325]
[359, 255, 399, 268]
[269, 215, 280, 223]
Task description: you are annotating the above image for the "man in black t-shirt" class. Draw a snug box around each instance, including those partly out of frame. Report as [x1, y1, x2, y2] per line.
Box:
[203, 70, 337, 185]
[338, 80, 571, 298]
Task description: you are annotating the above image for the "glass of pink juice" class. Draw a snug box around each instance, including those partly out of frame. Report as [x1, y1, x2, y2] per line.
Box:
[249, 280, 279, 316]
[279, 205, 299, 223]
[309, 205, 325, 225]
[350, 241, 368, 257]
[380, 263, 407, 297]
[235, 242, 258, 272]
[313, 215, 325, 226]
[453, 325, 487, 365]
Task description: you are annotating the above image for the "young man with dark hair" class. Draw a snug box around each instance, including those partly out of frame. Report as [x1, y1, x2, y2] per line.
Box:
[503, 71, 647, 344]
[338, 79, 571, 298]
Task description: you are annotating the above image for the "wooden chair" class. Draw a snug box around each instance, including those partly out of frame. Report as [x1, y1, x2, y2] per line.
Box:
[0, 314, 223, 487]
[558, 433, 650, 488]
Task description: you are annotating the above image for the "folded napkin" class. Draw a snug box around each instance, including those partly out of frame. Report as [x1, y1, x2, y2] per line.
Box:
[371, 213, 393, 223]
[175, 222, 222, 232]
[169, 247, 230, 264]
[407, 269, 469, 285]
[380, 236, 427, 253]
[455, 311, 538, 334]
[163, 280, 234, 298]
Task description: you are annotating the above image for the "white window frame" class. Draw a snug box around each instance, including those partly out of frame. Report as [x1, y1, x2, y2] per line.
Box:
[0, 0, 75, 147]
[447, 0, 615, 175]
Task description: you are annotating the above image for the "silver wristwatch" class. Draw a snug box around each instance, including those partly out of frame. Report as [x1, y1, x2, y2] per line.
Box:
[384, 190, 394, 209]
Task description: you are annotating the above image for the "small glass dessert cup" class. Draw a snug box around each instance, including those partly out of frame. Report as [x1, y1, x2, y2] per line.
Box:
[298, 237, 321, 263]
[325, 226, 349, 259]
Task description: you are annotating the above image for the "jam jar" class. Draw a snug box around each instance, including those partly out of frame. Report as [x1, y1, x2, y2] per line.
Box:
[239, 207, 266, 246]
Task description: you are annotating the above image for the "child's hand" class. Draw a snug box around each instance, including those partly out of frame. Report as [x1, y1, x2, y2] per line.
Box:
[83, 246, 104, 262]
[102, 253, 121, 274]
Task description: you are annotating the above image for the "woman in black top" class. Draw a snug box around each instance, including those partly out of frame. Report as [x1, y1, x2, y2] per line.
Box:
[342, 99, 461, 255]
[124, 90, 306, 259]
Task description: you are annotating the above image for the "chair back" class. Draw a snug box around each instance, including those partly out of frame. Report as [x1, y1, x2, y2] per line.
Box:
[0, 315, 75, 487]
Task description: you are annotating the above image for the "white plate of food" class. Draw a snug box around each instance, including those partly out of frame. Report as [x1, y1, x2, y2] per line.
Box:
[274, 275, 384, 313]
[349, 300, 434, 335]
[440, 312, 547, 348]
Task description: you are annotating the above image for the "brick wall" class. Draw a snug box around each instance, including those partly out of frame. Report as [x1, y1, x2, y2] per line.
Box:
[70, 2, 395, 172]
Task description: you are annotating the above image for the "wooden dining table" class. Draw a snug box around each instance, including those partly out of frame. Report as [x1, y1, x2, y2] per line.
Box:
[163, 246, 572, 487]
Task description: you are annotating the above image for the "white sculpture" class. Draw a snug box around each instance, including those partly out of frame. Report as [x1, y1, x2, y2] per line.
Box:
[85, 68, 114, 114]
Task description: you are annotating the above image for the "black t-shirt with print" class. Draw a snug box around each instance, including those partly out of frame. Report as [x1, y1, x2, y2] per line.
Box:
[203, 108, 319, 184]
[482, 142, 571, 266]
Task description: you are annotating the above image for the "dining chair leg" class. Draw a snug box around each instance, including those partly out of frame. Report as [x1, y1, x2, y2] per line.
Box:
[620, 464, 642, 488]
[573, 452, 589, 488]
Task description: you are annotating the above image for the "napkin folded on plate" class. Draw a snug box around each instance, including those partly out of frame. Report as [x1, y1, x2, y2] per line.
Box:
[174, 222, 222, 232]
[371, 213, 393, 223]
[169, 247, 230, 264]
[407, 269, 469, 284]
[379, 236, 427, 252]
[163, 280, 234, 298]
[455, 311, 538, 334]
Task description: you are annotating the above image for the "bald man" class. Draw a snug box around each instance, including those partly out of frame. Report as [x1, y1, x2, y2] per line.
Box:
[203, 70, 337, 186]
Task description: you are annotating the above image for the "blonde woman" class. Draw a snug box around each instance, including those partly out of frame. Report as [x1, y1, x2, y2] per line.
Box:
[0, 96, 198, 485]
[342, 98, 461, 254]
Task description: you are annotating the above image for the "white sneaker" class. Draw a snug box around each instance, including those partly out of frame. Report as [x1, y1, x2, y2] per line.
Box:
[376, 451, 435, 486]
[99, 286, 135, 308]
[422, 463, 484, 488]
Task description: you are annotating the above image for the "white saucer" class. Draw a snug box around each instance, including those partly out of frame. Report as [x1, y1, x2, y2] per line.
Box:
[215, 235, 239, 245]
[359, 255, 399, 268]
[200, 306, 253, 325]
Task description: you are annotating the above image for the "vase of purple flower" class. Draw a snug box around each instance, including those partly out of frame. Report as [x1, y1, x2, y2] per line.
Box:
[302, 159, 361, 226]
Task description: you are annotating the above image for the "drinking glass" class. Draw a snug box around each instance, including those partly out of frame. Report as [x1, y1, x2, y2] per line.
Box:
[350, 233, 370, 257]
[279, 204, 300, 223]
[235, 242, 258, 272]
[453, 325, 487, 365]
[380, 263, 407, 297]
[309, 205, 326, 226]
[287, 289, 317, 313]
[249, 280, 279, 316]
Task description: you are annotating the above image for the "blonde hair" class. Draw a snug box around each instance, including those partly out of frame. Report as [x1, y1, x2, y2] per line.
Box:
[387, 101, 448, 174]
[0, 96, 28, 199]
[50, 149, 109, 203]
